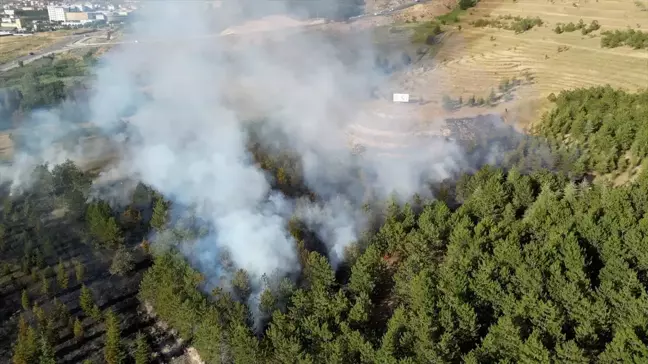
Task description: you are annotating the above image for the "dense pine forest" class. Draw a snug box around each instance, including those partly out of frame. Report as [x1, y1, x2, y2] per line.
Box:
[2, 86, 648, 363]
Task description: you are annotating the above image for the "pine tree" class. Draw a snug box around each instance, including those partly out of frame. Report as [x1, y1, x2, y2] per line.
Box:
[150, 197, 168, 232]
[109, 246, 134, 276]
[52, 298, 69, 322]
[79, 285, 94, 315]
[38, 334, 56, 364]
[40, 274, 49, 296]
[232, 269, 251, 301]
[12, 324, 38, 364]
[56, 258, 68, 289]
[104, 309, 124, 364]
[134, 332, 150, 364]
[17, 314, 28, 338]
[90, 304, 102, 321]
[259, 288, 276, 317]
[0, 223, 4, 252]
[1, 262, 10, 276]
[21, 289, 29, 310]
[73, 318, 84, 340]
[103, 217, 122, 247]
[488, 88, 497, 103]
[32, 303, 46, 327]
[74, 260, 84, 283]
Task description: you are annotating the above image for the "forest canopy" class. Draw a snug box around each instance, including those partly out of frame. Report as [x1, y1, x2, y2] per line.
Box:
[3, 85, 648, 363]
[137, 86, 648, 362]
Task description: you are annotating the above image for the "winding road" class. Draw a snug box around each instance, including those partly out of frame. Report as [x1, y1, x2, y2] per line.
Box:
[0, 32, 106, 72]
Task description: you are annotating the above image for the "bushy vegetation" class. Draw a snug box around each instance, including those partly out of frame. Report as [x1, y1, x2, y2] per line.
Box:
[410, 21, 444, 44]
[600, 29, 648, 49]
[471, 15, 543, 34]
[442, 76, 526, 111]
[0, 53, 95, 125]
[410, 1, 479, 44]
[553, 19, 600, 35]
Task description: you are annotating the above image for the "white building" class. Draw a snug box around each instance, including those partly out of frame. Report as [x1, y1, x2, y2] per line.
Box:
[47, 5, 66, 21]
[392, 93, 410, 103]
[4, 9, 15, 15]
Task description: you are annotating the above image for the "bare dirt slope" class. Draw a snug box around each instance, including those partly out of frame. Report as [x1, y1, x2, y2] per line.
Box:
[219, 15, 327, 35]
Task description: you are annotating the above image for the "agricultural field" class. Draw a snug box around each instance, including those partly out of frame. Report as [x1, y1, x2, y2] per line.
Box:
[388, 0, 648, 128]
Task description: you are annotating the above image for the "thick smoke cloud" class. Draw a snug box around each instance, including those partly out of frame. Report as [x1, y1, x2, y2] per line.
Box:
[2, 0, 470, 284]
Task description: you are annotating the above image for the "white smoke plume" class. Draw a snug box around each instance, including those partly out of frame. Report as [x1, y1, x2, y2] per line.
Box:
[2, 0, 471, 284]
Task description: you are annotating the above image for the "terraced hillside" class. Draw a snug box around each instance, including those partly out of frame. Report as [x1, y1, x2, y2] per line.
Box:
[388, 0, 648, 128]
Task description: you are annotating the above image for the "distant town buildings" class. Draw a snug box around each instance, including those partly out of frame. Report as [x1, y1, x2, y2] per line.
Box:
[0, 17, 22, 29]
[44, 2, 136, 26]
[46, 5, 65, 21]
[1, 8, 23, 29]
[0, 0, 138, 32]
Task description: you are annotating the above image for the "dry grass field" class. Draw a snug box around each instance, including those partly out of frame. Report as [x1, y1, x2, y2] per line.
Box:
[0, 134, 12, 160]
[389, 0, 648, 128]
[0, 30, 77, 65]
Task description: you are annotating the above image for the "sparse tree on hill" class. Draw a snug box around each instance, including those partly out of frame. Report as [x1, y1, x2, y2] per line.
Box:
[32, 303, 47, 328]
[73, 318, 84, 340]
[104, 309, 125, 364]
[52, 298, 69, 322]
[109, 245, 134, 276]
[38, 335, 56, 364]
[259, 288, 276, 317]
[86, 201, 123, 247]
[79, 285, 94, 315]
[442, 94, 455, 111]
[150, 197, 169, 232]
[33, 248, 44, 269]
[74, 259, 84, 283]
[488, 88, 498, 103]
[134, 332, 150, 364]
[103, 217, 122, 247]
[1, 262, 10, 276]
[40, 274, 50, 296]
[21, 289, 29, 310]
[0, 224, 5, 252]
[458, 0, 477, 10]
[12, 320, 38, 364]
[90, 304, 102, 321]
[232, 268, 251, 301]
[56, 258, 68, 289]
